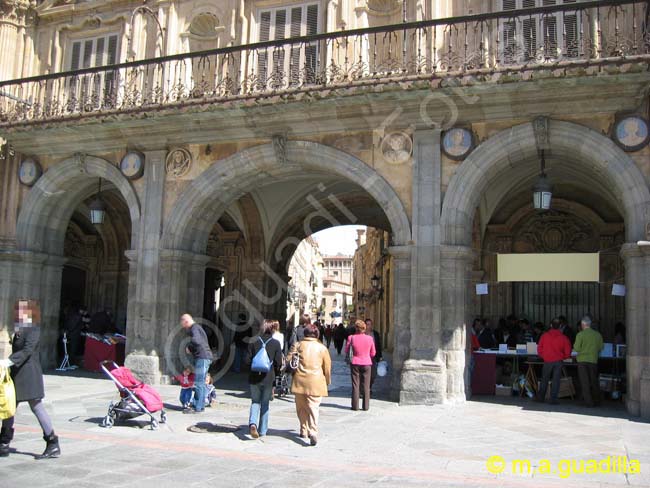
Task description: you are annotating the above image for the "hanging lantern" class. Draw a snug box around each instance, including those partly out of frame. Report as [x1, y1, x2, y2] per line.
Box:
[89, 178, 106, 224]
[532, 150, 553, 210]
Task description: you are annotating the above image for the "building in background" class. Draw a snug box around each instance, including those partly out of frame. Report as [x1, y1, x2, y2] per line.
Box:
[287, 236, 323, 326]
[322, 254, 354, 325]
[1, 0, 650, 418]
[353, 228, 393, 352]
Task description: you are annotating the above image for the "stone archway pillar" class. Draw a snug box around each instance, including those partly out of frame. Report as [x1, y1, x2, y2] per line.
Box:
[440, 245, 475, 403]
[386, 245, 412, 401]
[399, 128, 447, 405]
[620, 243, 650, 419]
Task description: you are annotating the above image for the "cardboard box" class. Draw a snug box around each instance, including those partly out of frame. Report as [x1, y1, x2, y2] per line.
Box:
[495, 385, 512, 396]
[538, 377, 575, 399]
[599, 374, 622, 393]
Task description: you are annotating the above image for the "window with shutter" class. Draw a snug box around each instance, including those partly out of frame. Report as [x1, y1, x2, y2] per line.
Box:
[499, 0, 581, 64]
[67, 34, 120, 109]
[256, 3, 320, 90]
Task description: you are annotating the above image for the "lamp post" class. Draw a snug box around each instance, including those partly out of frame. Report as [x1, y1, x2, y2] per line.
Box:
[533, 150, 553, 211]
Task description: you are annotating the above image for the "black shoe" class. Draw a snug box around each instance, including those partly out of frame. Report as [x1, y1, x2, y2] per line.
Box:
[0, 443, 9, 457]
[35, 433, 60, 459]
[182, 408, 198, 414]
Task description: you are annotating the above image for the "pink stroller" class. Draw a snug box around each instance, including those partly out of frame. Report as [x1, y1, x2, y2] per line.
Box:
[100, 361, 167, 430]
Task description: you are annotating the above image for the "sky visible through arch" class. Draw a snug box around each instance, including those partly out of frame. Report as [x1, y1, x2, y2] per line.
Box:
[311, 225, 366, 256]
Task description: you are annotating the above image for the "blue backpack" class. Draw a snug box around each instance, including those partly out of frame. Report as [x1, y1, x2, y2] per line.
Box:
[251, 337, 273, 373]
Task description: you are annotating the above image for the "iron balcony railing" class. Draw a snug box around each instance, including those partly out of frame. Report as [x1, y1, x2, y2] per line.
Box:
[0, 0, 648, 127]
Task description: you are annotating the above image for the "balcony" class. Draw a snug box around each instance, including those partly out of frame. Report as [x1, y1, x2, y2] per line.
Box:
[0, 0, 648, 129]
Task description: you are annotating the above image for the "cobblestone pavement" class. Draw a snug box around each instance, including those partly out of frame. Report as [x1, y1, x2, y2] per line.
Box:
[2, 349, 650, 488]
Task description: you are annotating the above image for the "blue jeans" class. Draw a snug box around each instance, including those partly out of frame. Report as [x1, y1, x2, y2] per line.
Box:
[179, 388, 193, 407]
[249, 383, 273, 435]
[192, 358, 211, 411]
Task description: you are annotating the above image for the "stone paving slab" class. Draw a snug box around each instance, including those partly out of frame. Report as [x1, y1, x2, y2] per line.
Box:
[2, 352, 650, 487]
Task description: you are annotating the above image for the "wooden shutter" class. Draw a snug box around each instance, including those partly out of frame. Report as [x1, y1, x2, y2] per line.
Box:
[273, 8, 287, 76]
[257, 11, 271, 87]
[304, 4, 319, 83]
[289, 7, 303, 84]
[70, 42, 81, 70]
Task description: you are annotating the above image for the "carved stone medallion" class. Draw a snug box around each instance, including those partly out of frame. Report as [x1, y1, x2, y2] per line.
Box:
[165, 148, 192, 178]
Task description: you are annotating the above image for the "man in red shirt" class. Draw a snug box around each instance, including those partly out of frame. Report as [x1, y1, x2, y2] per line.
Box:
[536, 318, 572, 404]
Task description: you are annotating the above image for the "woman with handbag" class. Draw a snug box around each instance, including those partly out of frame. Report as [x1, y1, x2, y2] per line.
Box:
[287, 324, 331, 446]
[345, 320, 376, 411]
[0, 299, 60, 459]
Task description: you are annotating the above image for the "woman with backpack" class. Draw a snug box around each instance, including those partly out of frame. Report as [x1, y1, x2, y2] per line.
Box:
[245, 319, 283, 438]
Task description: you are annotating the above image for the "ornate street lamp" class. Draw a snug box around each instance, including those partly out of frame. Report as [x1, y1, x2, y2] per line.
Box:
[370, 274, 381, 290]
[532, 150, 553, 211]
[89, 178, 106, 224]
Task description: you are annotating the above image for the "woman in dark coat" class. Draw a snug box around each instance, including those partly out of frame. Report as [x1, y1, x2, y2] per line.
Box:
[0, 299, 60, 459]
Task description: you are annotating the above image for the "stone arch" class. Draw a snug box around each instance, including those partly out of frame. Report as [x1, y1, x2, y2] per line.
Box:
[438, 119, 650, 416]
[162, 141, 411, 253]
[441, 120, 650, 246]
[16, 155, 141, 255]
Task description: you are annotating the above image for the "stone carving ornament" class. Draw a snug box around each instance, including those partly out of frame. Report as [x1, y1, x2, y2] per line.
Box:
[165, 148, 192, 177]
[381, 131, 412, 165]
[367, 0, 401, 14]
[513, 210, 595, 253]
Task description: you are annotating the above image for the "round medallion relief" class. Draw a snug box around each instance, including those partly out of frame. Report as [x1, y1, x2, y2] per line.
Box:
[165, 148, 192, 178]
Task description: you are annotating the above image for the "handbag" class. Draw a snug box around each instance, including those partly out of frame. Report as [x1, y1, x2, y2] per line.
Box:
[287, 344, 301, 373]
[0, 366, 16, 420]
[345, 337, 354, 364]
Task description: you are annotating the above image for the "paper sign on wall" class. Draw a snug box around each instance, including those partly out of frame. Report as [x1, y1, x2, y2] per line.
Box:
[476, 283, 488, 295]
[612, 284, 626, 297]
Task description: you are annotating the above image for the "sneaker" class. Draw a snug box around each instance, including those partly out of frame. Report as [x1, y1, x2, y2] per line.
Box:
[249, 424, 259, 439]
[182, 408, 198, 415]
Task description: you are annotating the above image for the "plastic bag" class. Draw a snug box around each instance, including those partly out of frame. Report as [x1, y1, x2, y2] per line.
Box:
[0, 366, 16, 419]
[377, 360, 388, 377]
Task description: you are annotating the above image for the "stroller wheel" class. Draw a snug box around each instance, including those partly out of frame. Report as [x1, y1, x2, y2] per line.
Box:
[150, 419, 159, 431]
[102, 413, 115, 428]
[160, 411, 167, 424]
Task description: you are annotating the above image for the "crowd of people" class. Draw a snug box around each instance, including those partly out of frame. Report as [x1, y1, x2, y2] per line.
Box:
[179, 312, 384, 446]
[471, 313, 622, 407]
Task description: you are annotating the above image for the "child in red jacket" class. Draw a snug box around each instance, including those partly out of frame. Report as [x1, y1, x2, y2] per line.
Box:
[174, 367, 195, 408]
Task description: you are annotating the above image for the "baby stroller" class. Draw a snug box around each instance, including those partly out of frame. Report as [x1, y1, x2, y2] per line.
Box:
[100, 361, 167, 430]
[274, 371, 290, 398]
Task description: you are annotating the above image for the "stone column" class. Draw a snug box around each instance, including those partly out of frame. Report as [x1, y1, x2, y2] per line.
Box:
[620, 243, 650, 419]
[0, 250, 64, 368]
[0, 0, 35, 81]
[399, 128, 445, 404]
[124, 150, 166, 384]
[440, 245, 475, 403]
[0, 149, 20, 250]
[386, 245, 411, 401]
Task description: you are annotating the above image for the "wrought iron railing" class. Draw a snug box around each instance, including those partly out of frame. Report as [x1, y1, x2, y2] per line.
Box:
[0, 0, 648, 127]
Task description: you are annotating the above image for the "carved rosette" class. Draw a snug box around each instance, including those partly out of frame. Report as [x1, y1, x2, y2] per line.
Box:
[0, 0, 37, 26]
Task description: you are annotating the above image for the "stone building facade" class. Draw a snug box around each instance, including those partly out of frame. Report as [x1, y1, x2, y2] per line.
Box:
[321, 253, 353, 323]
[1, 0, 650, 419]
[286, 235, 323, 324]
[352, 227, 393, 352]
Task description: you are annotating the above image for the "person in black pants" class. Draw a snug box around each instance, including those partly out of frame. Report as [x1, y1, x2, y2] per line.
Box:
[1, 299, 60, 459]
